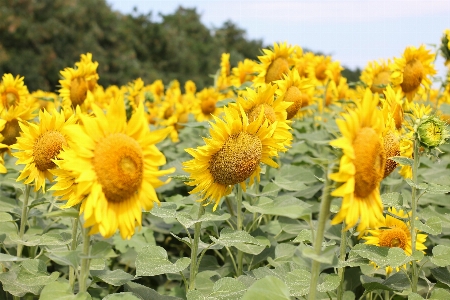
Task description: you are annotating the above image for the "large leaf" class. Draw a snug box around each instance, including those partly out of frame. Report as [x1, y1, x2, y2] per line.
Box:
[40, 281, 92, 300]
[135, 245, 191, 276]
[430, 245, 450, 267]
[351, 244, 414, 269]
[91, 269, 135, 286]
[242, 276, 291, 300]
[243, 196, 311, 219]
[124, 282, 182, 300]
[103, 293, 141, 300]
[210, 228, 267, 255]
[285, 269, 311, 296]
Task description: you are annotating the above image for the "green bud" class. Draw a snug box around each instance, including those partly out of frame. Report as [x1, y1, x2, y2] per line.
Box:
[416, 115, 449, 148]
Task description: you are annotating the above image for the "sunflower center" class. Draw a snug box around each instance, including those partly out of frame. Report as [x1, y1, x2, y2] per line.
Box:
[283, 86, 302, 120]
[93, 133, 144, 203]
[164, 106, 174, 119]
[70, 77, 88, 106]
[353, 127, 386, 198]
[201, 98, 216, 115]
[266, 57, 289, 83]
[371, 71, 390, 94]
[248, 104, 277, 124]
[383, 131, 400, 178]
[33, 131, 67, 171]
[379, 227, 408, 249]
[209, 132, 262, 186]
[4, 88, 20, 108]
[1, 119, 21, 147]
[401, 59, 424, 93]
[315, 63, 327, 81]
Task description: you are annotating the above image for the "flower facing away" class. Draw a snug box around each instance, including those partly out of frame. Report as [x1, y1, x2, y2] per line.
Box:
[183, 105, 284, 210]
[53, 98, 175, 239]
[363, 207, 427, 274]
[12, 109, 76, 192]
[254, 42, 295, 85]
[360, 59, 392, 94]
[415, 115, 449, 149]
[329, 88, 387, 234]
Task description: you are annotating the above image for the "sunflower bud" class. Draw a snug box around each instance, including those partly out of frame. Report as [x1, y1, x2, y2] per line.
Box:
[415, 115, 449, 149]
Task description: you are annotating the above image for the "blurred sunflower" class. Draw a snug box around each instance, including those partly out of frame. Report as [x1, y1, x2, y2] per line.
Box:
[306, 55, 332, 85]
[440, 29, 450, 66]
[254, 42, 295, 85]
[30, 90, 59, 112]
[382, 85, 404, 131]
[192, 87, 224, 122]
[55, 98, 174, 239]
[59, 64, 94, 111]
[235, 84, 292, 150]
[0, 105, 36, 153]
[362, 207, 427, 274]
[230, 59, 258, 87]
[183, 105, 284, 210]
[217, 53, 231, 90]
[360, 59, 392, 94]
[12, 109, 76, 192]
[329, 88, 386, 233]
[125, 78, 145, 113]
[390, 45, 436, 101]
[0, 73, 31, 110]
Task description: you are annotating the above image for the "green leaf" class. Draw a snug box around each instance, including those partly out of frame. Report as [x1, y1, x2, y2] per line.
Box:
[425, 183, 450, 194]
[343, 291, 355, 300]
[381, 193, 403, 209]
[208, 277, 247, 300]
[46, 250, 80, 268]
[285, 269, 311, 296]
[103, 293, 141, 300]
[0, 212, 13, 222]
[408, 293, 424, 300]
[210, 228, 266, 255]
[302, 244, 336, 264]
[430, 288, 450, 299]
[271, 178, 308, 192]
[150, 202, 178, 219]
[0, 253, 26, 262]
[91, 269, 135, 286]
[431, 267, 450, 287]
[44, 207, 79, 218]
[40, 281, 92, 300]
[242, 276, 291, 300]
[124, 282, 182, 300]
[135, 245, 191, 276]
[390, 156, 413, 166]
[405, 179, 428, 190]
[176, 211, 231, 229]
[351, 244, 413, 268]
[89, 241, 116, 259]
[415, 217, 442, 235]
[243, 196, 311, 219]
[431, 245, 450, 267]
[317, 274, 340, 292]
[292, 229, 313, 243]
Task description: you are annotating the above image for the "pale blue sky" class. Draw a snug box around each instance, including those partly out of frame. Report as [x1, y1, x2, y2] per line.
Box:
[107, 0, 450, 79]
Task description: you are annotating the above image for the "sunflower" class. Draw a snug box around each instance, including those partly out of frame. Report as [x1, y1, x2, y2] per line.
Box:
[390, 45, 437, 101]
[275, 69, 313, 119]
[54, 98, 175, 239]
[0, 105, 36, 153]
[0, 119, 8, 172]
[75, 52, 99, 92]
[183, 105, 284, 210]
[294, 52, 315, 78]
[235, 84, 292, 150]
[362, 207, 427, 274]
[217, 53, 231, 91]
[230, 59, 258, 87]
[306, 55, 333, 85]
[124, 78, 145, 112]
[254, 42, 295, 85]
[192, 87, 224, 122]
[30, 90, 59, 112]
[59, 64, 94, 111]
[382, 85, 404, 131]
[0, 73, 31, 110]
[360, 59, 392, 94]
[440, 29, 450, 66]
[329, 88, 386, 234]
[12, 109, 76, 192]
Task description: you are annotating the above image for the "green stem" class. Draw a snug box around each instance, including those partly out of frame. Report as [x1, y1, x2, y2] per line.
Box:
[188, 204, 205, 291]
[410, 136, 420, 293]
[337, 224, 347, 300]
[17, 185, 32, 258]
[69, 215, 80, 292]
[236, 185, 244, 276]
[78, 227, 91, 293]
[308, 174, 332, 300]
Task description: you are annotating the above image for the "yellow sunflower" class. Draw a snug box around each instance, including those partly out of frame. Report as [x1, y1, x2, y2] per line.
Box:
[230, 59, 258, 87]
[30, 90, 59, 112]
[75, 52, 99, 92]
[360, 59, 392, 94]
[125, 78, 145, 112]
[12, 109, 76, 192]
[380, 95, 401, 178]
[192, 87, 224, 122]
[0, 73, 31, 110]
[362, 207, 427, 275]
[382, 85, 404, 131]
[254, 42, 295, 85]
[183, 105, 284, 210]
[54, 98, 175, 239]
[306, 55, 333, 85]
[275, 69, 313, 119]
[235, 84, 292, 150]
[329, 88, 386, 234]
[390, 45, 437, 101]
[0, 119, 8, 172]
[0, 105, 36, 153]
[217, 53, 231, 91]
[59, 64, 94, 111]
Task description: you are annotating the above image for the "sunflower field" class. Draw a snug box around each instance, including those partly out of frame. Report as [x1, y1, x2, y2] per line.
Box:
[0, 28, 450, 300]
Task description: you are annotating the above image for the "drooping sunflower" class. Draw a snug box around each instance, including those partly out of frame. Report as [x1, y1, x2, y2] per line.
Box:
[54, 98, 175, 239]
[254, 42, 295, 85]
[329, 88, 387, 234]
[362, 207, 427, 274]
[360, 59, 392, 95]
[59, 64, 94, 111]
[183, 105, 284, 210]
[12, 109, 76, 192]
[0, 73, 31, 110]
[234, 84, 292, 150]
[390, 45, 437, 101]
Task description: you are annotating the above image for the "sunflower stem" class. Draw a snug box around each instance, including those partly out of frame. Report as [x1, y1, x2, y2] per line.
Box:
[69, 214, 80, 292]
[78, 227, 91, 293]
[308, 174, 332, 300]
[410, 136, 420, 293]
[337, 224, 347, 300]
[17, 185, 32, 258]
[236, 185, 244, 276]
[188, 204, 205, 291]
